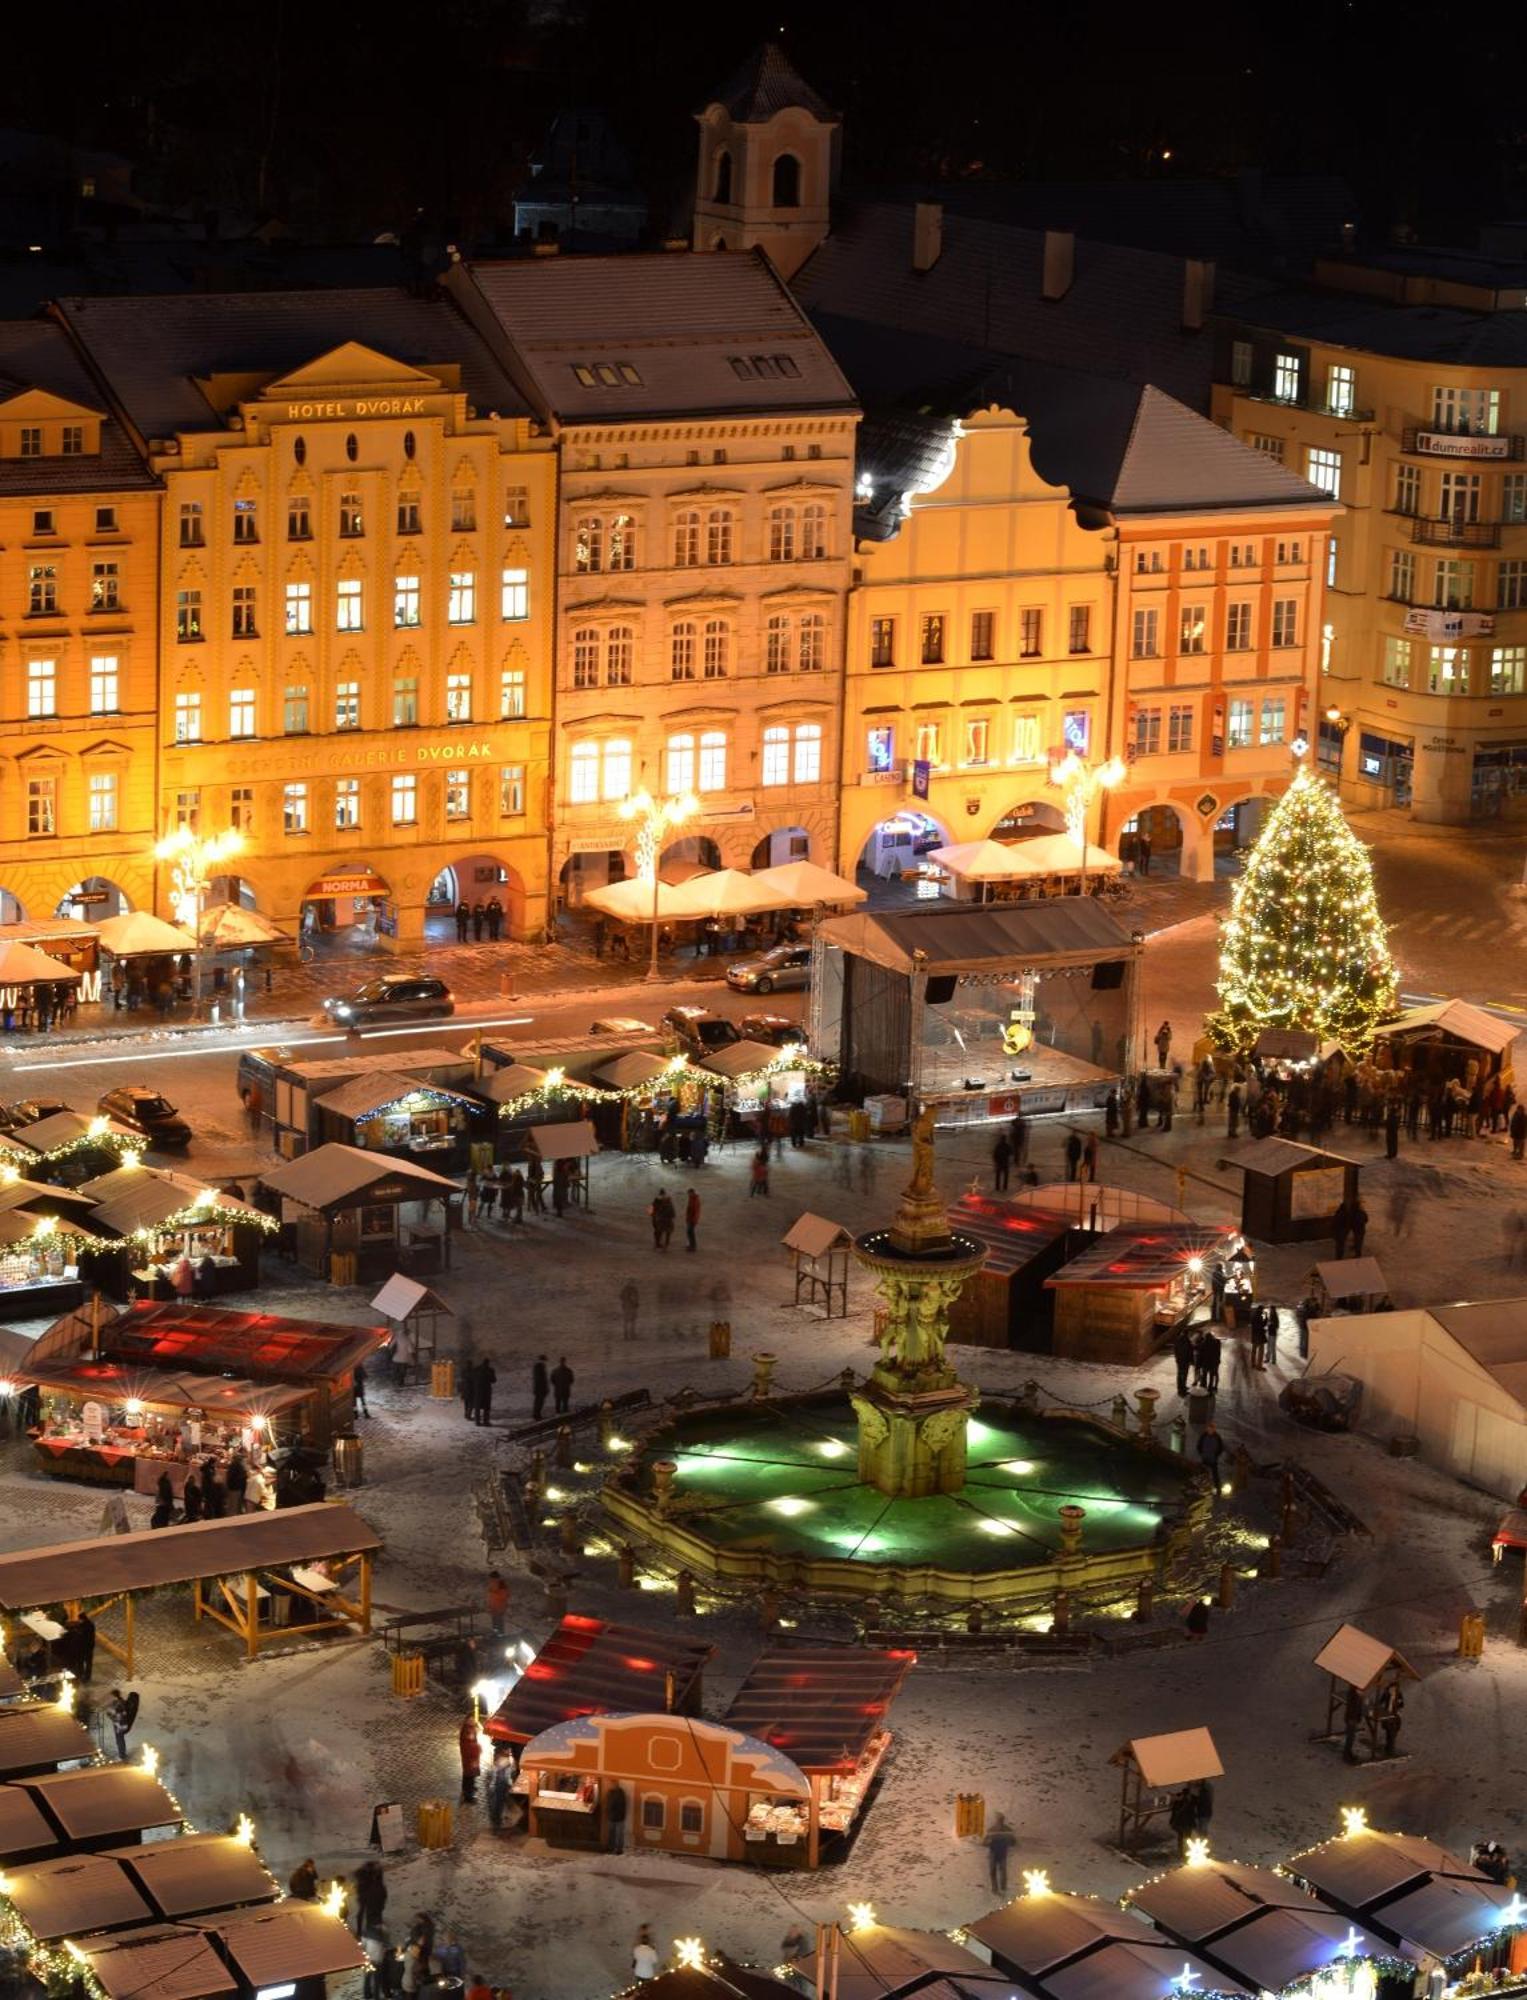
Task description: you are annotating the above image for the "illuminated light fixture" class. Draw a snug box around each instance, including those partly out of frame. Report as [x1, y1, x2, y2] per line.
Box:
[234, 1812, 255, 1846]
[769, 1496, 811, 1517]
[814, 1439, 848, 1458]
[64, 1941, 89, 1964]
[1187, 1256, 1204, 1275]
[606, 1434, 632, 1453]
[1003, 1460, 1036, 1477]
[1334, 1926, 1363, 1959]
[847, 1902, 877, 1931]
[120, 1149, 143, 1171]
[87, 1115, 110, 1138]
[1022, 1870, 1050, 1897]
[32, 1216, 55, 1239]
[1494, 1894, 1526, 1930]
[1184, 1836, 1211, 1867]
[673, 1939, 705, 1970]
[978, 1519, 1016, 1536]
[1341, 1805, 1368, 1838]
[545, 1486, 566, 1503]
[1172, 1964, 1201, 1994]
[543, 1066, 566, 1091]
[140, 1742, 160, 1777]
[124, 1398, 142, 1418]
[0, 1166, 17, 1186]
[55, 1674, 76, 1714]
[321, 1880, 346, 1921]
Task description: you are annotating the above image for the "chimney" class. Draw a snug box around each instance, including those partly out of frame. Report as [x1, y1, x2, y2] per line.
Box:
[912, 202, 942, 273]
[1042, 230, 1074, 301]
[1182, 257, 1216, 330]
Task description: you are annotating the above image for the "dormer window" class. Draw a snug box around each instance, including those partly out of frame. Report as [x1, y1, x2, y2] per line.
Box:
[32, 509, 55, 536]
[569, 360, 643, 388]
[61, 425, 83, 455]
[19, 427, 40, 457]
[95, 507, 118, 534]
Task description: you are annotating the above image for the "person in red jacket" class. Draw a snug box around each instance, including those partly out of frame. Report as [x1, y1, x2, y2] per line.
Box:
[485, 1571, 509, 1637]
[685, 1188, 701, 1252]
[459, 1715, 482, 1804]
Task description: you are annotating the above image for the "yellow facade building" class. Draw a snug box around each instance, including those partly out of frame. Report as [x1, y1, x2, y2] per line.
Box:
[59, 290, 556, 946]
[0, 322, 159, 930]
[1214, 251, 1527, 824]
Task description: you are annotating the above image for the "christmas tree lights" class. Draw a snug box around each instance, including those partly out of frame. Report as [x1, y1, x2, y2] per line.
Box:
[1206, 765, 1396, 1058]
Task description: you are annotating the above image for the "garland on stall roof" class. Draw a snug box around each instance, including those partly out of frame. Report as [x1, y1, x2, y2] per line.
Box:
[127, 1201, 279, 1241]
[496, 1076, 616, 1121]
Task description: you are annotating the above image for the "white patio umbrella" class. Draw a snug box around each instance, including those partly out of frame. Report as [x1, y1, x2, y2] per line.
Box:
[95, 911, 198, 956]
[0, 941, 80, 986]
[664, 869, 783, 920]
[582, 876, 694, 923]
[926, 839, 1041, 882]
[198, 902, 290, 949]
[1007, 833, 1122, 876]
[748, 860, 866, 907]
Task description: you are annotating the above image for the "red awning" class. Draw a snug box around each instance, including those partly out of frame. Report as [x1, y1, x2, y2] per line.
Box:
[487, 1614, 713, 1745]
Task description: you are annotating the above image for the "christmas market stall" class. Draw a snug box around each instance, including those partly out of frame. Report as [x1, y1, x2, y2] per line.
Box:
[235, 1045, 474, 1156]
[7, 1111, 140, 1185]
[782, 1920, 994, 1999]
[0, 1703, 96, 1779]
[1371, 999, 1517, 1090]
[782, 1213, 853, 1319]
[0, 942, 83, 1036]
[965, 1882, 1246, 1998]
[190, 1901, 370, 1994]
[1312, 1623, 1419, 1766]
[524, 1121, 599, 1210]
[0, 1190, 101, 1315]
[1224, 1138, 1362, 1246]
[258, 1145, 459, 1283]
[1045, 1224, 1243, 1364]
[311, 1071, 489, 1174]
[75, 1165, 275, 1301]
[943, 1193, 1072, 1351]
[8, 1765, 184, 1852]
[1112, 1728, 1222, 1855]
[700, 1041, 832, 1138]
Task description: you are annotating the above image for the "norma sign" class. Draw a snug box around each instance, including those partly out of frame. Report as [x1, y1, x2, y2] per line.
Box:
[1411, 431, 1512, 460]
[911, 759, 931, 800]
[309, 874, 388, 898]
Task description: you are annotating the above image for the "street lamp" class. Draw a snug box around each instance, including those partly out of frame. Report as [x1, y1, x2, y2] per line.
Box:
[1047, 750, 1126, 898]
[617, 788, 699, 983]
[154, 825, 245, 1017]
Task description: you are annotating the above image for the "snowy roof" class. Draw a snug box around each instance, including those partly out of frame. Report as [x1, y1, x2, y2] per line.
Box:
[78, 1927, 237, 2000]
[817, 898, 1139, 975]
[1430, 1299, 1527, 1407]
[315, 1071, 479, 1123]
[1314, 1257, 1388, 1297]
[191, 1900, 368, 1984]
[370, 1273, 452, 1322]
[0, 1701, 96, 1777]
[19, 1765, 181, 1842]
[1290, 1828, 1476, 1909]
[1312, 1621, 1416, 1690]
[721, 1644, 915, 1772]
[0, 1784, 57, 1862]
[1375, 999, 1519, 1055]
[4, 1852, 155, 1942]
[592, 1051, 671, 1090]
[102, 1832, 277, 1919]
[782, 1212, 852, 1259]
[526, 1120, 599, 1160]
[786, 1926, 992, 2000]
[259, 1142, 459, 1210]
[1199, 1908, 1387, 1993]
[1376, 1875, 1519, 1959]
[699, 1039, 788, 1079]
[1127, 1858, 1326, 1942]
[1223, 1137, 1361, 1177]
[1113, 1727, 1222, 1787]
[1043, 1939, 1249, 2000]
[969, 1890, 1154, 1974]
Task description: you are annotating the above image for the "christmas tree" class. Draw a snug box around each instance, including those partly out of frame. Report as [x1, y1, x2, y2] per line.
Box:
[1206, 762, 1396, 1057]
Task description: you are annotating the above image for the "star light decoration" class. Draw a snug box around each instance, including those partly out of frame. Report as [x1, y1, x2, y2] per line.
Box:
[1205, 763, 1396, 1059]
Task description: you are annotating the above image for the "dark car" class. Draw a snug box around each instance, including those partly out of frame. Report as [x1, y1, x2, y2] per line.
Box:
[0, 1098, 72, 1131]
[739, 1013, 807, 1049]
[724, 942, 812, 995]
[322, 975, 455, 1026]
[661, 1005, 742, 1056]
[97, 1086, 193, 1149]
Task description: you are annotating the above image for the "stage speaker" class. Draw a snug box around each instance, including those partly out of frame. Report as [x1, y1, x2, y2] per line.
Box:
[1091, 962, 1125, 990]
[925, 975, 958, 1004]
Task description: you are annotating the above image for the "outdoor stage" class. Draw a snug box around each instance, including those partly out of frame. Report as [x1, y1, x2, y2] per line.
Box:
[916, 1040, 1113, 1127]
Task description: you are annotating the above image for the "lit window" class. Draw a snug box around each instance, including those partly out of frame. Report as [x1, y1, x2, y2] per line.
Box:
[1389, 550, 1416, 602]
[446, 674, 473, 722]
[391, 773, 417, 824]
[914, 719, 942, 765]
[1259, 697, 1286, 745]
[1381, 636, 1412, 688]
[285, 582, 312, 635]
[705, 509, 733, 565]
[284, 685, 310, 734]
[91, 561, 120, 611]
[575, 517, 604, 572]
[569, 742, 599, 803]
[666, 733, 695, 794]
[673, 512, 700, 567]
[1273, 352, 1302, 402]
[90, 655, 118, 713]
[174, 688, 201, 742]
[445, 769, 471, 819]
[702, 619, 729, 679]
[670, 622, 696, 681]
[283, 782, 309, 833]
[339, 492, 364, 537]
[1227, 698, 1254, 748]
[88, 770, 118, 832]
[500, 669, 526, 719]
[175, 588, 201, 640]
[1432, 385, 1500, 436]
[867, 725, 895, 773]
[1306, 447, 1342, 499]
[229, 688, 256, 738]
[1394, 464, 1421, 516]
[1433, 559, 1474, 610]
[761, 726, 791, 786]
[393, 676, 418, 726]
[606, 627, 633, 686]
[698, 730, 727, 792]
[26, 658, 56, 718]
[335, 777, 361, 829]
[608, 514, 636, 572]
[964, 716, 991, 766]
[335, 681, 361, 730]
[501, 567, 529, 620]
[394, 576, 421, 627]
[1179, 605, 1207, 655]
[601, 738, 632, 799]
[336, 579, 364, 631]
[448, 571, 476, 623]
[499, 764, 525, 816]
[793, 722, 822, 784]
[1428, 645, 1468, 694]
[1063, 709, 1090, 754]
[26, 776, 55, 836]
[232, 585, 258, 638]
[1327, 364, 1356, 417]
[1490, 645, 1526, 695]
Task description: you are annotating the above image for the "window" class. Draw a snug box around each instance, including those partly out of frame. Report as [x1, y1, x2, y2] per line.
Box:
[28, 564, 58, 615]
[446, 673, 473, 721]
[1230, 340, 1252, 387]
[173, 790, 199, 832]
[1490, 646, 1527, 695]
[19, 427, 40, 458]
[335, 777, 360, 829]
[1306, 447, 1342, 498]
[27, 658, 56, 718]
[666, 732, 695, 794]
[500, 669, 526, 719]
[870, 617, 896, 668]
[573, 629, 601, 689]
[1229, 542, 1256, 567]
[339, 492, 364, 537]
[1131, 607, 1159, 657]
[1168, 703, 1194, 754]
[285, 581, 312, 635]
[174, 688, 201, 741]
[766, 614, 791, 674]
[601, 738, 632, 800]
[798, 611, 825, 672]
[448, 572, 476, 623]
[679, 1802, 704, 1836]
[230, 787, 254, 832]
[702, 619, 730, 679]
[445, 769, 471, 819]
[705, 509, 733, 565]
[1441, 471, 1482, 523]
[176, 588, 202, 641]
[1327, 364, 1356, 416]
[1180, 604, 1207, 655]
[769, 506, 797, 563]
[1498, 559, 1527, 610]
[499, 764, 525, 816]
[867, 725, 895, 773]
[336, 579, 364, 631]
[761, 725, 790, 786]
[1389, 549, 1416, 602]
[89, 655, 118, 713]
[91, 561, 120, 611]
[233, 498, 258, 543]
[1227, 697, 1254, 748]
[1271, 598, 1299, 648]
[1394, 464, 1421, 516]
[1433, 559, 1474, 609]
[504, 487, 529, 528]
[26, 777, 55, 837]
[801, 504, 827, 560]
[1381, 635, 1413, 688]
[451, 489, 476, 532]
[1276, 539, 1303, 564]
[641, 1796, 666, 1833]
[229, 687, 256, 738]
[1063, 708, 1091, 754]
[1011, 713, 1042, 764]
[1428, 645, 1468, 694]
[397, 493, 421, 536]
[670, 622, 696, 682]
[1273, 352, 1302, 402]
[713, 148, 733, 202]
[1245, 434, 1285, 461]
[32, 508, 54, 535]
[914, 719, 942, 765]
[88, 770, 118, 833]
[178, 501, 204, 547]
[569, 741, 599, 803]
[335, 681, 361, 730]
[1327, 535, 1339, 589]
[920, 614, 945, 664]
[1432, 385, 1500, 436]
[1182, 546, 1209, 571]
[1504, 473, 1527, 524]
[1226, 601, 1253, 651]
[964, 715, 991, 765]
[793, 722, 822, 783]
[1133, 706, 1162, 757]
[772, 153, 800, 206]
[970, 610, 995, 661]
[1259, 697, 1287, 745]
[394, 575, 420, 628]
[284, 685, 310, 734]
[1068, 604, 1091, 654]
[673, 511, 700, 567]
[501, 567, 529, 621]
[287, 496, 311, 540]
[1019, 608, 1043, 657]
[393, 676, 418, 726]
[606, 627, 633, 686]
[391, 773, 417, 824]
[232, 585, 258, 638]
[608, 514, 635, 572]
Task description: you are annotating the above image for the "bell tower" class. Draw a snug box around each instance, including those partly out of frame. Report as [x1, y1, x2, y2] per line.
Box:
[693, 43, 839, 282]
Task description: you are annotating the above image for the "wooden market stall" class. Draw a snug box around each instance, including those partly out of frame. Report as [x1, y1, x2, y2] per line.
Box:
[1310, 1256, 1391, 1313]
[1224, 1138, 1361, 1246]
[943, 1193, 1072, 1351]
[1045, 1224, 1243, 1364]
[7, 1111, 139, 1184]
[525, 1121, 598, 1210]
[192, 1899, 369, 1995]
[370, 1273, 452, 1383]
[965, 1887, 1226, 1994]
[312, 1071, 488, 1174]
[1312, 1622, 1419, 1765]
[1372, 998, 1518, 1089]
[76, 1165, 273, 1301]
[1111, 1726, 1223, 1854]
[11, 1766, 184, 1852]
[783, 1923, 998, 2000]
[0, 1703, 96, 1779]
[1286, 1825, 1523, 1980]
[258, 1144, 459, 1283]
[782, 1213, 853, 1318]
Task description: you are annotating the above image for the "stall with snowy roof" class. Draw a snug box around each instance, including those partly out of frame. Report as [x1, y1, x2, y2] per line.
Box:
[1046, 1224, 1243, 1364]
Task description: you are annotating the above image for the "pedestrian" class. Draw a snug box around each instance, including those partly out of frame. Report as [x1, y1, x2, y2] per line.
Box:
[531, 1356, 549, 1422]
[486, 1745, 514, 1832]
[1342, 1684, 1365, 1763]
[1137, 829, 1152, 876]
[983, 1812, 1018, 1894]
[486, 897, 503, 943]
[1202, 1329, 1222, 1393]
[631, 1927, 659, 1982]
[465, 1171, 480, 1228]
[354, 1858, 387, 1938]
[606, 1778, 628, 1854]
[1513, 1103, 1527, 1161]
[462, 1358, 479, 1426]
[1010, 1114, 1028, 1165]
[475, 1357, 496, 1427]
[471, 903, 486, 942]
[1154, 1020, 1172, 1068]
[459, 1714, 482, 1803]
[527, 1157, 545, 1214]
[649, 1188, 674, 1249]
[1350, 1199, 1369, 1257]
[353, 1362, 369, 1417]
[683, 1187, 702, 1253]
[226, 1453, 248, 1512]
[750, 1149, 770, 1198]
[551, 1160, 570, 1216]
[181, 1469, 204, 1523]
[1082, 1132, 1098, 1182]
[289, 1858, 319, 1901]
[437, 1934, 466, 1982]
[1378, 1682, 1404, 1757]
[1184, 1598, 1211, 1640]
[551, 1357, 574, 1414]
[1173, 1326, 1194, 1398]
[992, 1134, 1012, 1191]
[1227, 1083, 1243, 1139]
[1169, 1786, 1197, 1858]
[455, 901, 470, 943]
[1065, 1132, 1082, 1182]
[1249, 1306, 1267, 1369]
[400, 1942, 426, 1999]
[203, 1466, 227, 1519]
[1197, 1420, 1224, 1489]
[1104, 1089, 1119, 1138]
[620, 1281, 639, 1340]
[505, 1168, 525, 1223]
[1210, 1260, 1227, 1323]
[479, 1175, 497, 1223]
[486, 1570, 510, 1637]
[1263, 1303, 1279, 1364]
[1385, 1100, 1400, 1159]
[1332, 1199, 1352, 1260]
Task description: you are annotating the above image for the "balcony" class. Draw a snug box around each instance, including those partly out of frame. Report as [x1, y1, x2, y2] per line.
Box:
[1402, 424, 1526, 461]
[1410, 516, 1503, 549]
[1238, 388, 1376, 423]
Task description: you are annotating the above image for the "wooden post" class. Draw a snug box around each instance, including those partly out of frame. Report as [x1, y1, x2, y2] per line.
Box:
[358, 1553, 372, 1634]
[1135, 1578, 1154, 1623]
[192, 1577, 203, 1624]
[555, 1424, 573, 1469]
[618, 1544, 637, 1589]
[245, 1571, 259, 1661]
[1218, 1563, 1235, 1610]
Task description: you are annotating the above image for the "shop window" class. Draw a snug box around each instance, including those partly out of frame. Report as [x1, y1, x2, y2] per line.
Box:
[679, 1802, 704, 1834]
[641, 1797, 666, 1831]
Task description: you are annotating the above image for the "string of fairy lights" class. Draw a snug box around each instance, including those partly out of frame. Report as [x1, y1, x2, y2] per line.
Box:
[495, 1049, 838, 1124]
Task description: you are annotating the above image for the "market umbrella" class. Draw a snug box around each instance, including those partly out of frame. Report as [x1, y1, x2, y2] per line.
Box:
[0, 941, 82, 986]
[582, 876, 693, 923]
[1003, 832, 1122, 876]
[95, 911, 198, 956]
[665, 869, 783, 920]
[748, 860, 866, 907]
[198, 902, 290, 949]
[926, 838, 1042, 881]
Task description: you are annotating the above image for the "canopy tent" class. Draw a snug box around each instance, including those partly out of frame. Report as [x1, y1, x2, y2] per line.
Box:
[581, 876, 693, 923]
[817, 897, 1137, 976]
[1005, 832, 1123, 877]
[698, 1039, 792, 1080]
[1374, 998, 1519, 1058]
[94, 913, 197, 957]
[749, 859, 865, 907]
[664, 869, 784, 919]
[0, 942, 81, 987]
[1314, 1622, 1418, 1693]
[197, 902, 289, 950]
[926, 838, 1040, 882]
[369, 1272, 451, 1376]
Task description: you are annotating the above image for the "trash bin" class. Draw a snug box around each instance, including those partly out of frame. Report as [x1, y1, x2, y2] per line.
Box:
[431, 1359, 456, 1399]
[333, 1434, 363, 1488]
[416, 1799, 453, 1848]
[392, 1652, 425, 1698]
[849, 1109, 871, 1143]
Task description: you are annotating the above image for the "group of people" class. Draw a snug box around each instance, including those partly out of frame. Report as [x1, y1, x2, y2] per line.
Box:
[647, 1187, 701, 1250]
[148, 1450, 268, 1529]
[465, 1159, 580, 1225]
[529, 1354, 576, 1420]
[452, 898, 508, 944]
[1341, 1680, 1405, 1761]
[460, 1358, 498, 1426]
[1168, 1778, 1215, 1857]
[1171, 1325, 1224, 1396]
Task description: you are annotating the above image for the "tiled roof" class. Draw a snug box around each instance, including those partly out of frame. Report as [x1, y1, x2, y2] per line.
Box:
[1216, 267, 1527, 366]
[0, 319, 153, 494]
[794, 199, 1215, 407]
[55, 287, 528, 443]
[456, 249, 857, 422]
[705, 43, 836, 123]
[1111, 383, 1329, 513]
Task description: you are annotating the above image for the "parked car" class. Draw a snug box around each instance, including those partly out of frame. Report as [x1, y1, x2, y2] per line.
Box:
[589, 1015, 655, 1036]
[739, 1013, 807, 1048]
[97, 1085, 193, 1149]
[661, 1005, 742, 1056]
[322, 975, 455, 1026]
[0, 1098, 71, 1131]
[725, 942, 812, 995]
